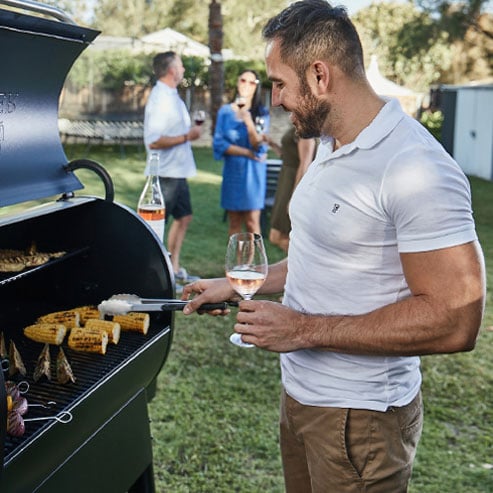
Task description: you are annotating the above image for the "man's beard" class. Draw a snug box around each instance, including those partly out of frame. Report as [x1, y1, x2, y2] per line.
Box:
[291, 88, 330, 139]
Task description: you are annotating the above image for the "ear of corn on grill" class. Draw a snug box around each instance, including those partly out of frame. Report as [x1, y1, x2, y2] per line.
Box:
[68, 327, 108, 355]
[20, 304, 151, 371]
[70, 305, 101, 325]
[24, 323, 67, 345]
[112, 312, 150, 335]
[84, 319, 121, 344]
[37, 310, 80, 329]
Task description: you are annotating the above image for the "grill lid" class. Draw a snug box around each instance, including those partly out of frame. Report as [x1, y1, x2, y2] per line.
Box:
[0, 3, 100, 207]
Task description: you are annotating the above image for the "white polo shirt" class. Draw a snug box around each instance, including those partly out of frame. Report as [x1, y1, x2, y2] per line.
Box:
[143, 81, 197, 179]
[282, 98, 477, 411]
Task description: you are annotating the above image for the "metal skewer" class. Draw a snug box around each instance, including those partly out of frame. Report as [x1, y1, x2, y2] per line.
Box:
[24, 410, 73, 424]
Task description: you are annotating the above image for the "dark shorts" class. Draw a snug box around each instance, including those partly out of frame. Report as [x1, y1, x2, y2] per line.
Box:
[159, 177, 192, 220]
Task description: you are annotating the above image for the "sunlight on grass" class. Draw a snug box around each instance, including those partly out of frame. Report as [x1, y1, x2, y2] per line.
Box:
[193, 168, 223, 185]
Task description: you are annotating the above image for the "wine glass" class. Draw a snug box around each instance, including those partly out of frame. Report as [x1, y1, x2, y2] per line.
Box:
[193, 110, 205, 126]
[225, 232, 268, 347]
[255, 116, 265, 134]
[235, 95, 246, 110]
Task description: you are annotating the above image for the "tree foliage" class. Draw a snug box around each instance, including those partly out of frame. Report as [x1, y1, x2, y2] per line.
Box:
[51, 1, 491, 98]
[65, 48, 267, 95]
[88, 0, 286, 59]
[354, 1, 492, 91]
[354, 2, 453, 91]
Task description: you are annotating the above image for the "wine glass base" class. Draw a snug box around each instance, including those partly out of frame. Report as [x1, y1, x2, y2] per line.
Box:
[229, 332, 255, 348]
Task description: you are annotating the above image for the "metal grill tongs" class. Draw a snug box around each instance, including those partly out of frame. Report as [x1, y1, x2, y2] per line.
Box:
[98, 294, 238, 316]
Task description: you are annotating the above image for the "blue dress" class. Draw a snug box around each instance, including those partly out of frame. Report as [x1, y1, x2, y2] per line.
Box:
[213, 104, 270, 211]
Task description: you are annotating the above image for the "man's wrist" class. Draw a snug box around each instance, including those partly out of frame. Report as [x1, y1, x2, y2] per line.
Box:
[183, 133, 188, 143]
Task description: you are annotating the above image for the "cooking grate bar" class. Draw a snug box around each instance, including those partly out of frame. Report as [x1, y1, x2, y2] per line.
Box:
[4, 321, 166, 460]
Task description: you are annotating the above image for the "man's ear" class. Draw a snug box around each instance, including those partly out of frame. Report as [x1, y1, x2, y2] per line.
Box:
[308, 61, 330, 94]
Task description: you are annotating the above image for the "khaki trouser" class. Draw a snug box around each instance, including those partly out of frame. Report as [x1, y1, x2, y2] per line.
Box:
[280, 388, 423, 493]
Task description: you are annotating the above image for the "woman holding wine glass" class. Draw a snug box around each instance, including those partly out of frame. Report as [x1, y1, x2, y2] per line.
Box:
[213, 69, 270, 236]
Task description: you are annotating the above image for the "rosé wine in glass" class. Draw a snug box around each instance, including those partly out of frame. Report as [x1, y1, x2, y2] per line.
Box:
[225, 232, 268, 347]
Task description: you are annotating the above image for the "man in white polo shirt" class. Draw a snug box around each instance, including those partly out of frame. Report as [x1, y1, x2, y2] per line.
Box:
[144, 51, 202, 287]
[182, 1, 486, 491]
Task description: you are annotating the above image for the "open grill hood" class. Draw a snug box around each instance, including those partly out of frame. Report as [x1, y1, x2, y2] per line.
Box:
[0, 3, 99, 206]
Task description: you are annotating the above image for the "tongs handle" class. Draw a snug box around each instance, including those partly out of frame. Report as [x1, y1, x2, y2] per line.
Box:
[160, 301, 238, 311]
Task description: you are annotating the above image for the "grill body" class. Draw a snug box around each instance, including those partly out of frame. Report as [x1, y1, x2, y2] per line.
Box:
[0, 3, 175, 491]
[1, 198, 175, 492]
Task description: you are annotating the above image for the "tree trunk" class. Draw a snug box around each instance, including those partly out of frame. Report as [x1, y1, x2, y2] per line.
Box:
[208, 0, 224, 136]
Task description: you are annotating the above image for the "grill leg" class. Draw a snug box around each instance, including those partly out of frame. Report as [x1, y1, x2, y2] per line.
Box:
[128, 464, 155, 493]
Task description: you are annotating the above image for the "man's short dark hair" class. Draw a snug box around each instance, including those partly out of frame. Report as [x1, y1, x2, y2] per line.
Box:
[262, 0, 365, 81]
[153, 51, 177, 79]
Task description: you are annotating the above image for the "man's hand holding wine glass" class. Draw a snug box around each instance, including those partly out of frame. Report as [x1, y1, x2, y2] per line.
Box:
[181, 276, 304, 352]
[181, 233, 306, 351]
[192, 110, 206, 126]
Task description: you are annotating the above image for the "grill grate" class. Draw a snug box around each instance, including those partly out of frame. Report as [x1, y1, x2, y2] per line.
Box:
[4, 318, 168, 461]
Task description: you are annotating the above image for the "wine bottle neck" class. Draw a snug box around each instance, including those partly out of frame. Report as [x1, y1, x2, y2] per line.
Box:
[148, 152, 160, 176]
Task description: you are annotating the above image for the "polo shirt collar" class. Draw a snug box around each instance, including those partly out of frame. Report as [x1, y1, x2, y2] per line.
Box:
[319, 98, 405, 159]
[355, 97, 405, 150]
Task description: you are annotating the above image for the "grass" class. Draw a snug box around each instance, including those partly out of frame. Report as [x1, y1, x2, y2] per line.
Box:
[8, 144, 492, 492]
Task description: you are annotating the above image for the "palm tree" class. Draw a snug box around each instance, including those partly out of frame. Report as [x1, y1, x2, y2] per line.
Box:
[208, 0, 224, 135]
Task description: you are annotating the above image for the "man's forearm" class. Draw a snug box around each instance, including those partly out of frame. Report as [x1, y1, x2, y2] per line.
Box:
[256, 242, 485, 356]
[149, 133, 188, 149]
[300, 293, 480, 356]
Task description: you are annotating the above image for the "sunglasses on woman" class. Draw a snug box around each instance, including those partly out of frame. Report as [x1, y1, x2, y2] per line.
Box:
[239, 77, 259, 86]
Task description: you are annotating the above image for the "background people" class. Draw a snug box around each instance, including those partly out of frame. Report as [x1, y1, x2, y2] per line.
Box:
[264, 125, 316, 251]
[213, 69, 270, 236]
[183, 1, 486, 492]
[143, 51, 202, 286]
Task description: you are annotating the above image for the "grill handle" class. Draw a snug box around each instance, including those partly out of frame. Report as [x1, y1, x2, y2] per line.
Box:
[64, 159, 115, 202]
[0, 0, 76, 24]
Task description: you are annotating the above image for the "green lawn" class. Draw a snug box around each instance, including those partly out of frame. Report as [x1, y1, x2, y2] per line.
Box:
[8, 144, 492, 492]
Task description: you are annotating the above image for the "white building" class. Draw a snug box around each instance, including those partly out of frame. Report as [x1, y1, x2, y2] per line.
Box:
[440, 83, 493, 181]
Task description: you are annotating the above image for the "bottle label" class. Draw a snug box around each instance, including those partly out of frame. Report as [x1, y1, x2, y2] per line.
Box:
[138, 206, 166, 240]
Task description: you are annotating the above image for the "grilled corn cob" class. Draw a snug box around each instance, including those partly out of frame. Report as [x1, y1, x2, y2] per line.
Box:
[112, 312, 150, 335]
[24, 323, 67, 345]
[37, 310, 80, 329]
[68, 327, 108, 355]
[71, 305, 101, 325]
[84, 319, 121, 344]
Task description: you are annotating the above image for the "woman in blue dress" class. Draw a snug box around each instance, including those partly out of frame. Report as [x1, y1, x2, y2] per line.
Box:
[213, 69, 270, 236]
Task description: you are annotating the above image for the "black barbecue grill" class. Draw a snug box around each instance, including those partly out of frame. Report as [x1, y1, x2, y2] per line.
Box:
[0, 2, 174, 491]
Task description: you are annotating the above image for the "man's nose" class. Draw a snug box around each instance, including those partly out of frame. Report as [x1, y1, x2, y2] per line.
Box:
[271, 87, 281, 107]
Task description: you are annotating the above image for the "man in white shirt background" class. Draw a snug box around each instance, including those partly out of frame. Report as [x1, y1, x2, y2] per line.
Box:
[144, 51, 202, 287]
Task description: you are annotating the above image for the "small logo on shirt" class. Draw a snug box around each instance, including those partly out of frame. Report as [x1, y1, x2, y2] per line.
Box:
[331, 203, 340, 214]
